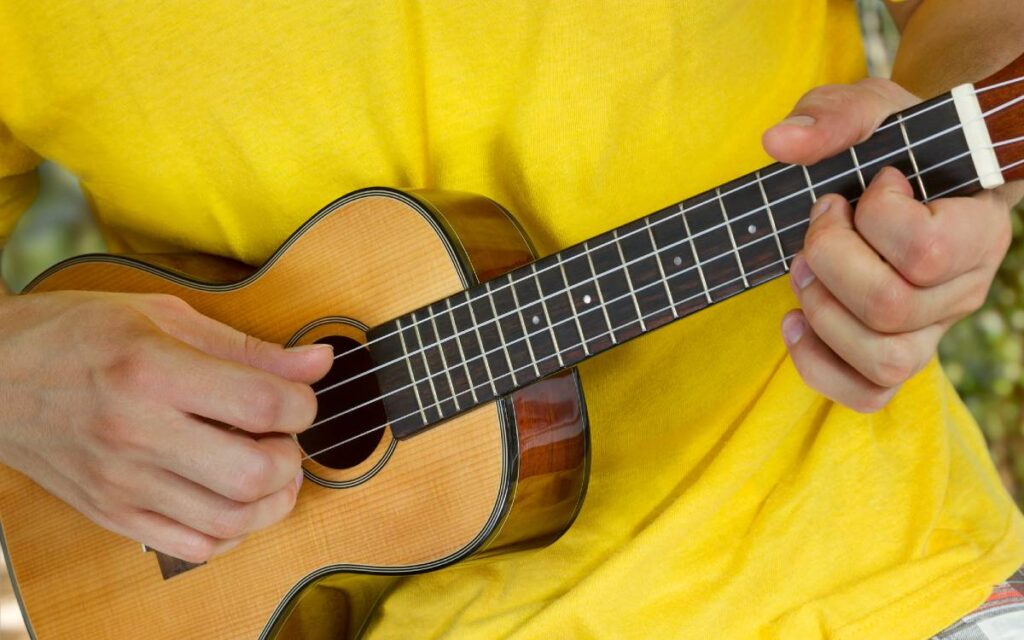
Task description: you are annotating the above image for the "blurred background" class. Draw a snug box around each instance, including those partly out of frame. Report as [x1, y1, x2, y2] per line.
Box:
[2, 1, 1023, 637]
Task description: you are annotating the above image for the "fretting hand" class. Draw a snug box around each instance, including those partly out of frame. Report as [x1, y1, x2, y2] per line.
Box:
[763, 78, 1024, 413]
[0, 291, 332, 562]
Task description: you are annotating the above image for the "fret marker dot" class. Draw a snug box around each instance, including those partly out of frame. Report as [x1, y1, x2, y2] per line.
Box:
[583, 294, 592, 305]
[673, 256, 683, 267]
[748, 224, 757, 234]
[531, 315, 540, 326]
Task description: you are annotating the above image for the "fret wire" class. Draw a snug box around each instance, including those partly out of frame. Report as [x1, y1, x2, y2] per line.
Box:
[533, 263, 566, 367]
[348, 116, 983, 404]
[645, 218, 678, 318]
[370, 146, 975, 409]
[365, 213, 820, 434]
[428, 305, 460, 411]
[584, 240, 618, 343]
[613, 228, 648, 331]
[850, 146, 867, 189]
[897, 113, 929, 200]
[716, 187, 749, 288]
[445, 297, 479, 404]
[485, 280, 520, 386]
[326, 93, 978, 372]
[320, 142, 1003, 442]
[411, 312, 442, 418]
[507, 277, 543, 379]
[395, 317, 428, 423]
[465, 291, 499, 396]
[557, 253, 590, 356]
[307, 239, 811, 458]
[754, 170, 788, 271]
[323, 156, 992, 437]
[680, 203, 713, 304]
[801, 165, 818, 203]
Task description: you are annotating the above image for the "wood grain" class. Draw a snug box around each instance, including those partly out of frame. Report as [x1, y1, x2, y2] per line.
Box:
[1, 188, 589, 639]
[977, 50, 1024, 183]
[1, 193, 510, 639]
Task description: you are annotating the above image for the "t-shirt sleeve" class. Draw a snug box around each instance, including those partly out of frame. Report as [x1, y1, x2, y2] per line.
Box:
[0, 120, 40, 247]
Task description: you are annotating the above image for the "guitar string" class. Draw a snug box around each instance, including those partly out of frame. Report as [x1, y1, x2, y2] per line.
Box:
[315, 77, 1019, 368]
[303, 146, 1018, 437]
[310, 108, 1024, 403]
[309, 90, 1024, 391]
[299, 155, 1024, 462]
[311, 144, 975, 403]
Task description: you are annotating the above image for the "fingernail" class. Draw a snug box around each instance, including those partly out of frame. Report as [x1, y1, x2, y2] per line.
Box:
[286, 343, 334, 355]
[782, 313, 806, 346]
[791, 256, 816, 290]
[809, 198, 833, 222]
[295, 470, 305, 491]
[779, 115, 817, 128]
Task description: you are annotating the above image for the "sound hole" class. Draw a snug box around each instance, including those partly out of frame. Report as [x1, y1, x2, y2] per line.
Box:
[297, 335, 387, 469]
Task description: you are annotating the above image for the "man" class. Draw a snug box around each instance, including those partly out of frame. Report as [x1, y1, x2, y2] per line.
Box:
[0, 1, 1022, 637]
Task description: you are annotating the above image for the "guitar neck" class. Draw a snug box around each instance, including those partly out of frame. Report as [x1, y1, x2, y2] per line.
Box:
[371, 84, 1006, 439]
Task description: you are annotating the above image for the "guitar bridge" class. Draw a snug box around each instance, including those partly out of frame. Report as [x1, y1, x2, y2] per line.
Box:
[142, 544, 204, 580]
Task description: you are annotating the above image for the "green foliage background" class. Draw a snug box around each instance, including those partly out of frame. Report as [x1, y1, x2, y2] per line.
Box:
[858, 0, 1024, 503]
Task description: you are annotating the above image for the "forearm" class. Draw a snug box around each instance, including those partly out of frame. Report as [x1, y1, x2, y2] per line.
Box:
[889, 0, 1024, 98]
[889, 0, 1024, 204]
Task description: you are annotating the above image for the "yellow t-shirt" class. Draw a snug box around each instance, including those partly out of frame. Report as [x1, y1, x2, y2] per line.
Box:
[2, 2, 1022, 638]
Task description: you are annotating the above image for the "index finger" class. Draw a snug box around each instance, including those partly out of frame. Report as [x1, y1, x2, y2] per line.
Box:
[140, 334, 319, 434]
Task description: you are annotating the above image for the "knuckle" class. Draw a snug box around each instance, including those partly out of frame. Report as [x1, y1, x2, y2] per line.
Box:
[243, 333, 275, 367]
[229, 447, 275, 502]
[863, 280, 911, 333]
[872, 337, 917, 387]
[902, 231, 946, 285]
[103, 337, 163, 394]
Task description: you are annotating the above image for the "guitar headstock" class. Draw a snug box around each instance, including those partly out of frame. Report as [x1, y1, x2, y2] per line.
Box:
[976, 50, 1024, 183]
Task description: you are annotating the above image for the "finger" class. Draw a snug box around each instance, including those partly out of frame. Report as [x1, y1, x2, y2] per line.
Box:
[107, 508, 241, 564]
[802, 194, 971, 333]
[781, 310, 898, 413]
[763, 78, 919, 165]
[137, 414, 303, 503]
[119, 333, 320, 434]
[790, 256, 945, 388]
[853, 167, 1008, 286]
[133, 466, 302, 540]
[139, 294, 334, 384]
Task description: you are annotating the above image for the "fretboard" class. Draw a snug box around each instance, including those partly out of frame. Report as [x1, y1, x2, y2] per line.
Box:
[370, 88, 990, 439]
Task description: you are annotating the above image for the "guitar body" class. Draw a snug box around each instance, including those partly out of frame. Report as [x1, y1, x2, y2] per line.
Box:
[0, 188, 590, 639]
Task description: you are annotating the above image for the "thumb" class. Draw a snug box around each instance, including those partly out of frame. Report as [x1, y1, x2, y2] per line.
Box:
[762, 78, 920, 166]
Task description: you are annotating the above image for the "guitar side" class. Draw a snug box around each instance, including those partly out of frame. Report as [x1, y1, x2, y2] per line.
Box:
[0, 188, 589, 639]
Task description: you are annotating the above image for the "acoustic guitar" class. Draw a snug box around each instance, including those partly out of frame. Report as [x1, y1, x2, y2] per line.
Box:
[2, 53, 1023, 639]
